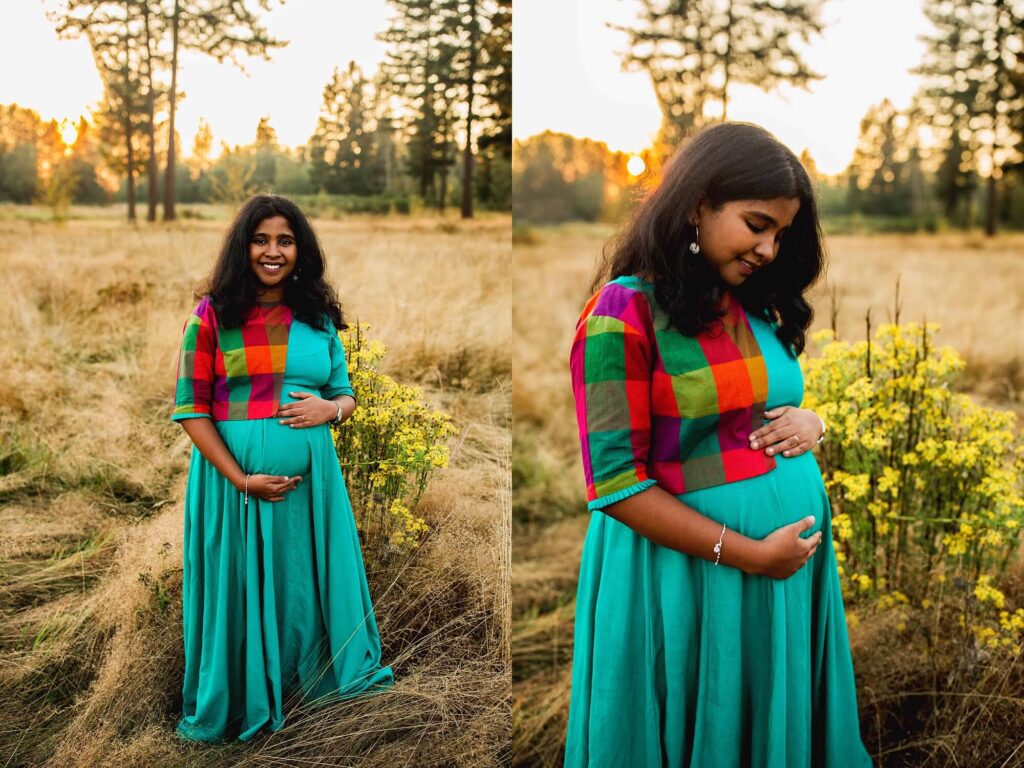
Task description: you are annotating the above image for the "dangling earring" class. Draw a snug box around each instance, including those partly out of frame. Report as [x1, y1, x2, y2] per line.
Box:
[291, 272, 299, 282]
[689, 224, 701, 255]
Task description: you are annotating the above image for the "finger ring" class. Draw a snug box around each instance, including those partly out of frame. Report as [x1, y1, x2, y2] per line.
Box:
[302, 415, 307, 423]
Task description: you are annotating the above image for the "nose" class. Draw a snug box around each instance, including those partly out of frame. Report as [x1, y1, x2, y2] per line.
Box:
[753, 237, 775, 262]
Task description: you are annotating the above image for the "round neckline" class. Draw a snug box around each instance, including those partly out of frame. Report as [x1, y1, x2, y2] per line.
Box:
[256, 300, 284, 307]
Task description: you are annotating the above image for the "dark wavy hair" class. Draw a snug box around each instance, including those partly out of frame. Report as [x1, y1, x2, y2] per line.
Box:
[593, 122, 825, 355]
[199, 194, 346, 332]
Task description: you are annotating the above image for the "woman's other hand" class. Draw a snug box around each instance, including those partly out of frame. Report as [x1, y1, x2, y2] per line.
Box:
[245, 473, 302, 502]
[754, 515, 822, 579]
[277, 391, 341, 427]
[748, 406, 824, 457]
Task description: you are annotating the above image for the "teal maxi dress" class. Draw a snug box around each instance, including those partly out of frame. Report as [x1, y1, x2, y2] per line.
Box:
[565, 278, 872, 767]
[173, 302, 393, 742]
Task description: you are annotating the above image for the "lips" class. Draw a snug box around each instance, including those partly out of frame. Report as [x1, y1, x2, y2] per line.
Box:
[737, 258, 759, 275]
[259, 262, 283, 273]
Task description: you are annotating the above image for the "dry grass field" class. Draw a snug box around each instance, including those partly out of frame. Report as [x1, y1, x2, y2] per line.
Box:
[512, 223, 1024, 767]
[0, 211, 511, 767]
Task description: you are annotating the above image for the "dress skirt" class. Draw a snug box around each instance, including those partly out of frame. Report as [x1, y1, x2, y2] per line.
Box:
[176, 319, 393, 742]
[564, 312, 873, 767]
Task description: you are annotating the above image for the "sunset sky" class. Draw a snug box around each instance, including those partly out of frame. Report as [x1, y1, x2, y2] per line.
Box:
[513, 0, 934, 175]
[4, 1, 936, 176]
[1, 1, 390, 154]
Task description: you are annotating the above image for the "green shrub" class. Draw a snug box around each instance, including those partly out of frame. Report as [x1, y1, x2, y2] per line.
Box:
[332, 324, 456, 556]
[803, 322, 1024, 654]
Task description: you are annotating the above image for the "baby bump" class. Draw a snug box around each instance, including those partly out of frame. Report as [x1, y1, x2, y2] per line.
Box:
[216, 419, 322, 478]
[678, 451, 828, 541]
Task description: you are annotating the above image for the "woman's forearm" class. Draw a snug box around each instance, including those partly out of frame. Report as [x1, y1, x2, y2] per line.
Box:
[604, 486, 766, 575]
[180, 418, 247, 491]
[331, 394, 357, 424]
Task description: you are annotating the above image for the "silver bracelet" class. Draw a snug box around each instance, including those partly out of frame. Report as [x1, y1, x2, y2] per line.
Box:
[816, 415, 827, 445]
[713, 522, 726, 565]
[331, 400, 343, 425]
[244, 473, 250, 505]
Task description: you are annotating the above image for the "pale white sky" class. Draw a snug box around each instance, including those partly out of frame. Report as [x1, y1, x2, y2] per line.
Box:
[1, 1, 390, 154]
[513, 0, 933, 175]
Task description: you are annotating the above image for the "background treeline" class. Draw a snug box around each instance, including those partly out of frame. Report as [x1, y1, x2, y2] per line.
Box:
[0, 0, 511, 219]
[514, 0, 1023, 233]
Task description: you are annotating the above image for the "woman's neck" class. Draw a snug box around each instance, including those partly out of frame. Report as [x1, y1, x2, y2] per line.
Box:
[256, 287, 284, 304]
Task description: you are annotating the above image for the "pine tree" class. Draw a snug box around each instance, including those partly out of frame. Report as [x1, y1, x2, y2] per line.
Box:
[845, 100, 914, 218]
[0, 105, 43, 203]
[615, 0, 825, 146]
[915, 0, 1023, 233]
[89, 1, 148, 219]
[187, 117, 213, 180]
[160, 0, 285, 220]
[210, 141, 256, 203]
[252, 116, 277, 192]
[309, 62, 388, 196]
[474, 0, 511, 210]
[49, 0, 162, 220]
[442, 0, 511, 216]
[380, 0, 462, 211]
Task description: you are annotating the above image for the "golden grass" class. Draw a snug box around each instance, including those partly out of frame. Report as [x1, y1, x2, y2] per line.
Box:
[0, 213, 511, 766]
[511, 224, 1024, 767]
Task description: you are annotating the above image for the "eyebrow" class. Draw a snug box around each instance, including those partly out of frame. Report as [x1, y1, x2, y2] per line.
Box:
[253, 230, 295, 238]
[748, 210, 791, 229]
[748, 210, 777, 225]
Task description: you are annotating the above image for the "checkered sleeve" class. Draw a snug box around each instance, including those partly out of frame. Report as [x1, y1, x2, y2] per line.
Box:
[569, 284, 656, 512]
[171, 297, 217, 421]
[322, 319, 355, 401]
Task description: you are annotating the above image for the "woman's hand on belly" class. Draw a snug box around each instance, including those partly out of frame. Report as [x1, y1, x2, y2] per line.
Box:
[754, 515, 823, 579]
[748, 405, 825, 458]
[248, 473, 302, 502]
[277, 391, 345, 427]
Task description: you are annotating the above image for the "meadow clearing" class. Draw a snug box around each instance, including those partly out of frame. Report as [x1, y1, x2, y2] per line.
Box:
[0, 209, 511, 767]
[512, 224, 1024, 767]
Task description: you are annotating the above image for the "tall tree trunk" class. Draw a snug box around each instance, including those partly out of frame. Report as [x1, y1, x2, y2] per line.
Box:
[163, 0, 180, 221]
[122, 1, 136, 222]
[985, 169, 997, 236]
[384, 124, 394, 194]
[419, 129, 431, 199]
[722, 0, 733, 120]
[984, 1, 1009, 237]
[125, 121, 136, 221]
[460, 0, 478, 219]
[438, 166, 447, 214]
[142, 3, 158, 222]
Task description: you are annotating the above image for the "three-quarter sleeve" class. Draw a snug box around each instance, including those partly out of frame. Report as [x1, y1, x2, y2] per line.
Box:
[171, 297, 217, 421]
[321, 319, 355, 401]
[569, 285, 656, 512]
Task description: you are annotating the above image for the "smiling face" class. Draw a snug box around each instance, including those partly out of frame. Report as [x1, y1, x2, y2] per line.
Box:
[691, 196, 801, 287]
[248, 215, 298, 301]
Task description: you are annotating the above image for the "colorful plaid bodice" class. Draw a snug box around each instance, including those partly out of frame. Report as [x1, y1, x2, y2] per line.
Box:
[171, 297, 351, 422]
[569, 275, 793, 511]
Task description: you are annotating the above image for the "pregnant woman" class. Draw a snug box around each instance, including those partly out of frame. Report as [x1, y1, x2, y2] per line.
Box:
[565, 123, 872, 766]
[172, 194, 393, 742]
